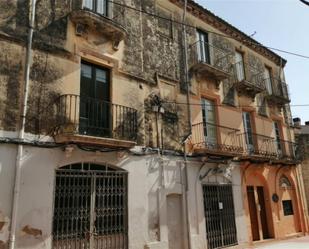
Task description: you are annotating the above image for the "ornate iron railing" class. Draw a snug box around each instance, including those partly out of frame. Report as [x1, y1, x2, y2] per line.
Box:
[192, 122, 297, 161]
[192, 122, 243, 155]
[232, 61, 265, 91]
[264, 77, 290, 102]
[55, 94, 138, 141]
[276, 139, 297, 161]
[189, 40, 232, 74]
[238, 132, 277, 158]
[239, 133, 297, 161]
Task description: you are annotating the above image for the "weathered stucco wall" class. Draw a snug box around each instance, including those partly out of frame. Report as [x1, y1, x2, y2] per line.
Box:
[0, 144, 16, 248]
[0, 40, 23, 131]
[0, 143, 251, 249]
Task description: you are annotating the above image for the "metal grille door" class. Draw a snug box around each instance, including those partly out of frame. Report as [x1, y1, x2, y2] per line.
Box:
[53, 163, 128, 249]
[202, 185, 237, 249]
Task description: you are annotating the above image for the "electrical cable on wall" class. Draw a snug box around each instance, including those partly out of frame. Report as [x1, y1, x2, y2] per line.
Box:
[108, 0, 309, 60]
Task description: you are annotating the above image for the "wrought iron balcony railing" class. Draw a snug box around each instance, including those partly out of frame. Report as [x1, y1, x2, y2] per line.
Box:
[70, 0, 127, 42]
[55, 94, 138, 143]
[192, 123, 298, 161]
[191, 122, 243, 156]
[232, 61, 265, 96]
[188, 41, 232, 81]
[264, 77, 290, 104]
[276, 139, 298, 161]
[238, 132, 297, 161]
[238, 132, 277, 158]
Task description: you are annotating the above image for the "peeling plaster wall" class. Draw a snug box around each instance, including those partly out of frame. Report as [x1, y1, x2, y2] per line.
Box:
[0, 142, 252, 249]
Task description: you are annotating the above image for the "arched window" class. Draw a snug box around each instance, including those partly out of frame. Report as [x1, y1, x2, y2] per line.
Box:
[279, 175, 292, 188]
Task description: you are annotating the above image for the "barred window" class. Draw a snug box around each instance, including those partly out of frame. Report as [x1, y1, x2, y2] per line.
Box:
[282, 200, 294, 216]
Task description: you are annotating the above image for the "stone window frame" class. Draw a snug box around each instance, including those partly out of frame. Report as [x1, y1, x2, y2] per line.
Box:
[156, 5, 174, 39]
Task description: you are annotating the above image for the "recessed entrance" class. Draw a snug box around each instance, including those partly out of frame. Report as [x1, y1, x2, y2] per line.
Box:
[246, 185, 273, 241]
[52, 163, 128, 249]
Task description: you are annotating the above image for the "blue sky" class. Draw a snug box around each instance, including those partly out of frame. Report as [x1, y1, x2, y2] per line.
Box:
[196, 0, 309, 123]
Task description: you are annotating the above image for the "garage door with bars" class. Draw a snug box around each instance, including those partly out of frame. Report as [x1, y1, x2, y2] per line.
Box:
[52, 163, 128, 249]
[202, 184, 237, 249]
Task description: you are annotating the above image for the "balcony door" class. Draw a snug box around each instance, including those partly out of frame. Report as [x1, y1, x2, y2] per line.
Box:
[264, 67, 273, 94]
[235, 51, 245, 81]
[242, 112, 254, 152]
[80, 62, 110, 137]
[83, 0, 108, 16]
[201, 99, 217, 146]
[197, 30, 210, 64]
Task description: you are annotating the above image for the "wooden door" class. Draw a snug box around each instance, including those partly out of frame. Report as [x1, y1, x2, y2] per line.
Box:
[247, 186, 260, 241]
[257, 186, 270, 239]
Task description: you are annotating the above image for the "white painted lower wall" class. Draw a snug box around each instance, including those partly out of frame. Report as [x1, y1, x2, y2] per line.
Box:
[0, 142, 249, 249]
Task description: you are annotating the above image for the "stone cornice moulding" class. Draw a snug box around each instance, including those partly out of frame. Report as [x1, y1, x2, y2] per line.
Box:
[169, 0, 287, 67]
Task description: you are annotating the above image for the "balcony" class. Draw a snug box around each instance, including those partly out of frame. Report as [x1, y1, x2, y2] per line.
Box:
[238, 133, 298, 162]
[191, 122, 243, 157]
[232, 62, 265, 98]
[264, 78, 290, 105]
[239, 132, 277, 159]
[188, 41, 232, 83]
[54, 94, 138, 148]
[70, 0, 127, 42]
[276, 139, 298, 162]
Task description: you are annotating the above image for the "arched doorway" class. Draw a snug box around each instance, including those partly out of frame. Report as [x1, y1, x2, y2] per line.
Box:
[52, 163, 128, 249]
[246, 173, 274, 241]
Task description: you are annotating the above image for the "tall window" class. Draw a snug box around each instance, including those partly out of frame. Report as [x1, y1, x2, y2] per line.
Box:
[197, 30, 210, 64]
[201, 99, 217, 145]
[83, 0, 108, 16]
[235, 51, 245, 81]
[273, 121, 282, 155]
[80, 62, 110, 137]
[242, 112, 254, 152]
[264, 67, 273, 94]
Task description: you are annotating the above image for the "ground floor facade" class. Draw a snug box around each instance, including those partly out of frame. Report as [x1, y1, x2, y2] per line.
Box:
[0, 142, 308, 249]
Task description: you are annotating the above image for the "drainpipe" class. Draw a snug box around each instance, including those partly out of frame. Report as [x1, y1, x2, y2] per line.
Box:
[183, 143, 192, 249]
[181, 1, 192, 249]
[9, 1, 36, 248]
[182, 0, 192, 131]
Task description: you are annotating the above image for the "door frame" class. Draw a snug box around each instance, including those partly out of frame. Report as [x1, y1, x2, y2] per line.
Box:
[79, 60, 112, 137]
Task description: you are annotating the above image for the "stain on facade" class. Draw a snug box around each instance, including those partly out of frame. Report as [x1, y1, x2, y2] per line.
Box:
[21, 225, 42, 238]
[26, 52, 63, 134]
[0, 41, 23, 131]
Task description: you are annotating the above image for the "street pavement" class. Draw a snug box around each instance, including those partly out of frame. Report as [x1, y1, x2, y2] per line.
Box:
[254, 236, 309, 249]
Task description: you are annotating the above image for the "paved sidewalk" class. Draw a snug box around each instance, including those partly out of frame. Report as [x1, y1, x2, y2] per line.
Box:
[254, 236, 309, 249]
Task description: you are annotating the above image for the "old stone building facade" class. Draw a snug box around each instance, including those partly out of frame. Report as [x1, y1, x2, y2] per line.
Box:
[295, 120, 309, 217]
[0, 0, 308, 249]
